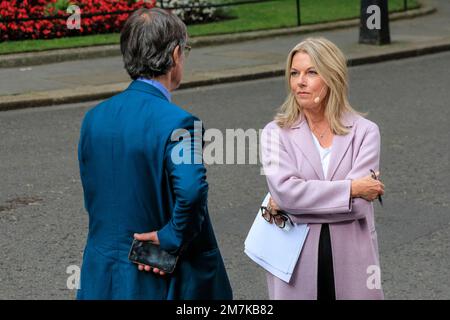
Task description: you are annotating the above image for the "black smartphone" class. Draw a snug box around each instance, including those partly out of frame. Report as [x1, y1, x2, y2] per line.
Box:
[128, 239, 178, 274]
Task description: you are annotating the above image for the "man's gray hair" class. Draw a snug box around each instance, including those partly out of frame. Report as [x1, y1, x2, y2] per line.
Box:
[120, 8, 187, 80]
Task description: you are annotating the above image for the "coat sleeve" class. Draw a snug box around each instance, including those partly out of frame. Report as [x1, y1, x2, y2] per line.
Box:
[78, 110, 91, 212]
[263, 122, 380, 224]
[157, 115, 207, 255]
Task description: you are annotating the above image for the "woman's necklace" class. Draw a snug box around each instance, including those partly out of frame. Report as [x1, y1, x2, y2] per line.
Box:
[312, 125, 329, 139]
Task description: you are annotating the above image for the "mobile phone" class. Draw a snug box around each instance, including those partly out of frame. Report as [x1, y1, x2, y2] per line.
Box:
[128, 239, 178, 274]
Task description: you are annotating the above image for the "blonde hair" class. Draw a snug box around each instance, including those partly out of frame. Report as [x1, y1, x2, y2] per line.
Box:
[275, 37, 362, 135]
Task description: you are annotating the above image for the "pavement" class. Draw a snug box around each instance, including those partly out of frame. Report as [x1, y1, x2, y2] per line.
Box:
[0, 0, 449, 111]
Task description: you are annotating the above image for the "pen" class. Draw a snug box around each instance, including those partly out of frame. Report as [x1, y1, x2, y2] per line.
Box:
[370, 169, 383, 206]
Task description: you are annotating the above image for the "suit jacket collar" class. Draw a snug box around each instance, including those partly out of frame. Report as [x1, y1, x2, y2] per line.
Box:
[125, 80, 170, 102]
[290, 112, 357, 180]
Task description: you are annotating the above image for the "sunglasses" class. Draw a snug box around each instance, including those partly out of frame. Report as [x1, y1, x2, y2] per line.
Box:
[260, 206, 293, 229]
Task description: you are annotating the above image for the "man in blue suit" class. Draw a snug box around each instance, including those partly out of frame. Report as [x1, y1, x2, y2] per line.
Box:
[77, 8, 232, 300]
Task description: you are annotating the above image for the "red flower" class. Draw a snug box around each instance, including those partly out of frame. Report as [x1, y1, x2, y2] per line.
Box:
[0, 0, 158, 41]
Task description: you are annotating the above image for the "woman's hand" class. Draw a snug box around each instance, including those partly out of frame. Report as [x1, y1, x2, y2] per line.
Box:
[351, 172, 385, 202]
[269, 197, 281, 213]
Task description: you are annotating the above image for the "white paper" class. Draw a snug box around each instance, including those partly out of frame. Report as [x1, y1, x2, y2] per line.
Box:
[244, 193, 309, 283]
[244, 249, 292, 283]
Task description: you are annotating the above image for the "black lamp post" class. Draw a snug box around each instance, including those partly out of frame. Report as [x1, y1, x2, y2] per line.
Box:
[359, 0, 391, 45]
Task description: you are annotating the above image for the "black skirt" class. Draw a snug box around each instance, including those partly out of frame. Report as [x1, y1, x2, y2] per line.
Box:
[317, 223, 336, 300]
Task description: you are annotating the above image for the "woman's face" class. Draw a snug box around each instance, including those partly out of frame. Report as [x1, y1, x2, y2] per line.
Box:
[289, 52, 328, 112]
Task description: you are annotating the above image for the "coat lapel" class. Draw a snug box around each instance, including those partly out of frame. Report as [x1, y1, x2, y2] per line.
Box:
[290, 112, 357, 181]
[326, 112, 356, 180]
[290, 119, 325, 180]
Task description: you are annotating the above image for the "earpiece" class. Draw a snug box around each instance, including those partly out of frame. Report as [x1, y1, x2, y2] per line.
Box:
[314, 87, 325, 103]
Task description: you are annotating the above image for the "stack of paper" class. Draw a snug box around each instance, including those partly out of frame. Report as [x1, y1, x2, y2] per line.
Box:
[244, 193, 309, 283]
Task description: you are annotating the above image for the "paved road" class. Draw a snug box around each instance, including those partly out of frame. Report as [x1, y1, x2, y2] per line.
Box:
[0, 51, 449, 299]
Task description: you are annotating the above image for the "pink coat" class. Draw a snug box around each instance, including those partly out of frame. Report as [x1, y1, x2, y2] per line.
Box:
[261, 112, 384, 300]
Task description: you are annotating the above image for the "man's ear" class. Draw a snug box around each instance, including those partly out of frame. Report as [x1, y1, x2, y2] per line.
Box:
[172, 45, 181, 66]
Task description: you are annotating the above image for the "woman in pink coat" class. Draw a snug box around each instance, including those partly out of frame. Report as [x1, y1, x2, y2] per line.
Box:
[260, 37, 385, 300]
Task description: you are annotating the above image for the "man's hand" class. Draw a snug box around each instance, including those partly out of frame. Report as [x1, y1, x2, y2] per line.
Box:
[133, 232, 166, 276]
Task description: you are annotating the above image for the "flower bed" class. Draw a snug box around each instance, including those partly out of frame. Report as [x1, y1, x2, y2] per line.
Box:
[166, 0, 227, 25]
[0, 0, 157, 41]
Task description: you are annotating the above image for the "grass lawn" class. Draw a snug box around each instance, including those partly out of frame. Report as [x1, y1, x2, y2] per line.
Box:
[188, 0, 418, 36]
[0, 0, 419, 55]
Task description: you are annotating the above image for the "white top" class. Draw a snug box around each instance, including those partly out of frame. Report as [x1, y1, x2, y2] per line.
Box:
[311, 133, 332, 179]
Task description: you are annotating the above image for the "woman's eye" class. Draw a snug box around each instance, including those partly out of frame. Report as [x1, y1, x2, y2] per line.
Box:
[290, 71, 299, 77]
[308, 70, 317, 75]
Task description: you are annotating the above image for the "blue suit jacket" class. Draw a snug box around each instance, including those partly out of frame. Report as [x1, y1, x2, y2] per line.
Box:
[77, 80, 232, 300]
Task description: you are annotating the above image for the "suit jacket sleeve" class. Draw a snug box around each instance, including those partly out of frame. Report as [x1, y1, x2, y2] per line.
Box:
[263, 122, 380, 223]
[78, 110, 91, 212]
[157, 115, 207, 255]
